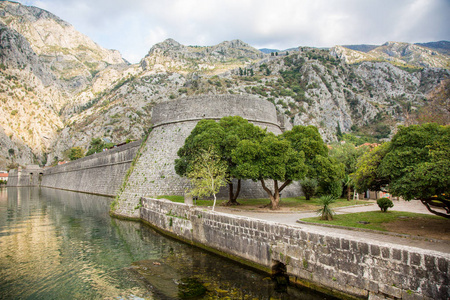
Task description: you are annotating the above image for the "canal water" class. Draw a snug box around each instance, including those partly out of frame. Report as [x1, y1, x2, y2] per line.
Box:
[0, 187, 334, 299]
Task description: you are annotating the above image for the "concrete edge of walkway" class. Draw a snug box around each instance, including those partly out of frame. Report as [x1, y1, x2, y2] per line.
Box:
[215, 202, 376, 214]
[295, 219, 449, 244]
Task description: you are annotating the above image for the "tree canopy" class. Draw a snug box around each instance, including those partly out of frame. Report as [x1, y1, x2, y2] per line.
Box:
[282, 125, 344, 197]
[187, 147, 228, 211]
[86, 138, 114, 156]
[176, 121, 341, 210]
[329, 142, 369, 200]
[175, 116, 266, 205]
[68, 146, 84, 161]
[232, 132, 306, 209]
[353, 123, 450, 218]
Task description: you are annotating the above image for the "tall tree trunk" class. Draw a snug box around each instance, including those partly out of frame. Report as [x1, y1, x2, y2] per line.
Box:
[260, 179, 292, 210]
[347, 185, 351, 201]
[226, 180, 241, 205]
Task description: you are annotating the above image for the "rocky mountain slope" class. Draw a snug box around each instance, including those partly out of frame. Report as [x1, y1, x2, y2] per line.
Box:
[141, 38, 264, 74]
[337, 41, 450, 69]
[345, 41, 450, 57]
[415, 41, 450, 56]
[0, 0, 126, 167]
[0, 1, 449, 169]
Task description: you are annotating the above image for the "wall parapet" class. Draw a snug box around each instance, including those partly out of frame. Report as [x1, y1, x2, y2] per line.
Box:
[152, 117, 281, 132]
[151, 94, 282, 133]
[140, 197, 450, 300]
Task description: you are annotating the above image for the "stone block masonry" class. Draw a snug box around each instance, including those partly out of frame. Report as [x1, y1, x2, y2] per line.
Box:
[141, 197, 450, 300]
[7, 165, 43, 186]
[112, 94, 301, 219]
[40, 140, 141, 197]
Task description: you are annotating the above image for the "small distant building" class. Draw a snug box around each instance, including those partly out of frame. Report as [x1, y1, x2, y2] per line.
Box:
[0, 171, 8, 182]
[358, 143, 380, 149]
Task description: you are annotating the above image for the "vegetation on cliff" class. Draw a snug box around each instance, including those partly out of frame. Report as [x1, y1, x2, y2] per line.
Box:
[0, 1, 449, 170]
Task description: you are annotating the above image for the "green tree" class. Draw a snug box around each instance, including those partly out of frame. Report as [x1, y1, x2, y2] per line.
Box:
[68, 147, 84, 161]
[354, 123, 450, 218]
[175, 116, 266, 205]
[353, 142, 390, 193]
[86, 138, 114, 156]
[8, 148, 15, 164]
[187, 147, 228, 211]
[329, 142, 369, 200]
[232, 133, 306, 209]
[282, 125, 344, 197]
[299, 177, 318, 200]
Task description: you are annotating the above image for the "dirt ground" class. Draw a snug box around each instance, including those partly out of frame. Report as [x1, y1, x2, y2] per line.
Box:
[384, 217, 450, 241]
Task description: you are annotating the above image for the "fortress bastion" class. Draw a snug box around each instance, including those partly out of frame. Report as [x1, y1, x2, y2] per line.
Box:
[112, 94, 300, 219]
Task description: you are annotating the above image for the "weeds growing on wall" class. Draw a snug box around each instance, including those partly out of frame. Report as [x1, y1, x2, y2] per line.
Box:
[110, 130, 151, 212]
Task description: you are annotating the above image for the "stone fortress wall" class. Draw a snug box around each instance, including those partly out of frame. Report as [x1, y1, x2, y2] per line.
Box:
[7, 165, 43, 186]
[140, 197, 449, 300]
[7, 94, 449, 299]
[112, 94, 301, 219]
[40, 140, 142, 197]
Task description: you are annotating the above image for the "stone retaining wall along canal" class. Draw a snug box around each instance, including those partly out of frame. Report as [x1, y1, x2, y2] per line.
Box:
[40, 141, 142, 197]
[140, 197, 449, 300]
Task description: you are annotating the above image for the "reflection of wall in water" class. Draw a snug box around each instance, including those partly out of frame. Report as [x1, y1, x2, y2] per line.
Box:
[40, 188, 112, 218]
[133, 220, 307, 299]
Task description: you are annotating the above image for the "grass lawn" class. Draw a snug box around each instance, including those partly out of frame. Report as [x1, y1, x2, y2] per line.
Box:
[155, 196, 450, 240]
[300, 211, 448, 232]
[156, 195, 369, 211]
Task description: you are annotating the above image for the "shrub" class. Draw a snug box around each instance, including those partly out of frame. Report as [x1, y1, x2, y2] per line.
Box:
[300, 178, 318, 200]
[377, 197, 394, 212]
[317, 195, 336, 220]
[319, 180, 343, 199]
[68, 146, 85, 161]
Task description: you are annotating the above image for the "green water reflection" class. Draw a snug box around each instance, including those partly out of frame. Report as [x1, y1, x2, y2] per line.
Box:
[0, 187, 334, 299]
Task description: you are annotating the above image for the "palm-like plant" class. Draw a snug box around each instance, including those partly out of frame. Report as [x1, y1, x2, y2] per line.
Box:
[317, 195, 336, 220]
[342, 174, 354, 201]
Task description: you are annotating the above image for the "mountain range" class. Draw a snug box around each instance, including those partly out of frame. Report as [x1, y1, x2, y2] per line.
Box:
[0, 0, 449, 169]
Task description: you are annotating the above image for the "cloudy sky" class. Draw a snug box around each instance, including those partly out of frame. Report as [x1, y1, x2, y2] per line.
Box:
[15, 0, 450, 63]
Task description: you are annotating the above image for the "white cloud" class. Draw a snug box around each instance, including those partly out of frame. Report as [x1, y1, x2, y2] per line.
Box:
[13, 0, 450, 63]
